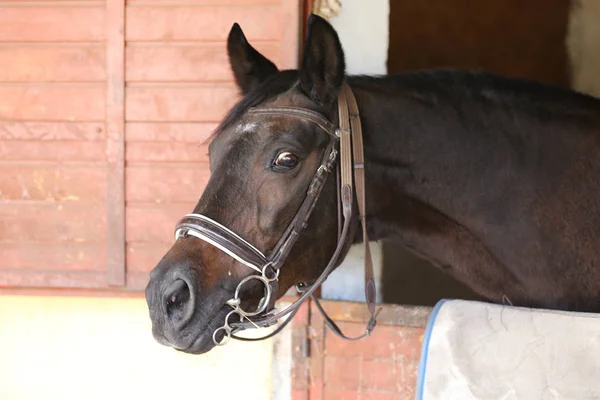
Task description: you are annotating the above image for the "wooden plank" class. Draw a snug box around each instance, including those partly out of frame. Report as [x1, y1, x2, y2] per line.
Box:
[126, 166, 209, 202]
[0, 141, 106, 162]
[0, 270, 108, 289]
[0, 122, 105, 141]
[0, 46, 106, 82]
[126, 203, 193, 243]
[126, 243, 171, 273]
[126, 5, 282, 42]
[105, 0, 126, 286]
[125, 43, 280, 82]
[0, 243, 105, 271]
[125, 122, 216, 142]
[0, 7, 105, 42]
[0, 203, 106, 242]
[125, 85, 238, 122]
[280, 0, 300, 69]
[127, 0, 279, 4]
[126, 142, 209, 163]
[0, 85, 105, 121]
[314, 300, 431, 328]
[0, 166, 106, 202]
[125, 271, 150, 290]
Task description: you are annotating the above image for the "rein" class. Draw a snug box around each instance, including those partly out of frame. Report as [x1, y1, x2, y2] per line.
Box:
[174, 82, 381, 345]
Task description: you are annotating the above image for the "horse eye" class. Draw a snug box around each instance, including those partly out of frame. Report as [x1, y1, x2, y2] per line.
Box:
[274, 152, 299, 168]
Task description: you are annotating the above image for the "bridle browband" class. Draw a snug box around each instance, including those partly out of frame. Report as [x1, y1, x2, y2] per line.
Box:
[174, 82, 381, 346]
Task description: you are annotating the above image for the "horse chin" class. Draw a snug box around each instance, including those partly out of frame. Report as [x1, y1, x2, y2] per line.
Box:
[176, 306, 232, 355]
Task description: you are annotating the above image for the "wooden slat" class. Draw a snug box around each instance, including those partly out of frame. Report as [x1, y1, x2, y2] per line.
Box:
[280, 0, 300, 69]
[125, 43, 279, 82]
[126, 166, 209, 202]
[126, 142, 209, 163]
[126, 203, 193, 243]
[125, 122, 216, 142]
[127, 0, 279, 4]
[0, 166, 106, 202]
[126, 243, 171, 273]
[0, 85, 105, 121]
[0, 122, 105, 141]
[126, 5, 282, 42]
[0, 7, 105, 42]
[125, 271, 150, 290]
[0, 141, 106, 162]
[0, 203, 106, 242]
[315, 300, 431, 328]
[0, 270, 108, 289]
[105, 0, 126, 286]
[0, 46, 106, 82]
[125, 85, 238, 122]
[0, 243, 105, 271]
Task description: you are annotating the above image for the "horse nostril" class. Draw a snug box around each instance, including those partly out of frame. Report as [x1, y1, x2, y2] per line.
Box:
[165, 279, 193, 328]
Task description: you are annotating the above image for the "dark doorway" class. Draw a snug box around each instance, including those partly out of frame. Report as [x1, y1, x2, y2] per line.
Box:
[382, 0, 572, 305]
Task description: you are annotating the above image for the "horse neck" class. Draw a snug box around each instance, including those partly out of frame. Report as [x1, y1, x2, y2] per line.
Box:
[347, 75, 458, 241]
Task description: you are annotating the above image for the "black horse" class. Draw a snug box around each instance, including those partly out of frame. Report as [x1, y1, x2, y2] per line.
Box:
[145, 14, 600, 354]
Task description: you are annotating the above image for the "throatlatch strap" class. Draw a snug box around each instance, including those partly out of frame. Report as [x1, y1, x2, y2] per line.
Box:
[320, 82, 381, 340]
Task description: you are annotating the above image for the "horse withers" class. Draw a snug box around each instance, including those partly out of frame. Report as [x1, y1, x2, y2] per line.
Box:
[145, 14, 600, 355]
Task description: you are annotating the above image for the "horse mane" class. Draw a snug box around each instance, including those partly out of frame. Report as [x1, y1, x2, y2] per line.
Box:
[209, 68, 600, 144]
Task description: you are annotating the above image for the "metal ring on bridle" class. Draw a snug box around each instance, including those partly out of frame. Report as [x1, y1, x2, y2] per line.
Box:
[213, 309, 240, 346]
[262, 263, 280, 282]
[233, 274, 272, 317]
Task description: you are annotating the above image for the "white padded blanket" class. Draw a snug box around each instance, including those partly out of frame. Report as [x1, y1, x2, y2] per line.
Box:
[415, 299, 600, 400]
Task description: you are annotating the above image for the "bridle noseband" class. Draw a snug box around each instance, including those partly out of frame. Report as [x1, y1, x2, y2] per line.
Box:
[174, 82, 381, 346]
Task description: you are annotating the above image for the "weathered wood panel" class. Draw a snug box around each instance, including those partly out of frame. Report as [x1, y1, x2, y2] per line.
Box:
[0, 7, 106, 42]
[1, 0, 300, 290]
[0, 46, 106, 82]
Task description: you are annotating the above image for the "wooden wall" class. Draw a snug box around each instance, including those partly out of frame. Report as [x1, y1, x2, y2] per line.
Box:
[0, 0, 300, 291]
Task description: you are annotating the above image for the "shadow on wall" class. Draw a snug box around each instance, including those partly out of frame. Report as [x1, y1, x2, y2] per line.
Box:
[381, 240, 484, 307]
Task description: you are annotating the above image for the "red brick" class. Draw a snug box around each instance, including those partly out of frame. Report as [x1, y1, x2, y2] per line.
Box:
[0, 86, 105, 121]
[0, 270, 107, 289]
[126, 43, 280, 82]
[360, 360, 398, 392]
[126, 5, 282, 42]
[0, 7, 105, 42]
[323, 388, 359, 400]
[0, 46, 105, 82]
[0, 243, 105, 271]
[324, 356, 361, 390]
[126, 243, 171, 273]
[126, 142, 210, 163]
[0, 166, 106, 202]
[126, 166, 209, 203]
[125, 122, 216, 142]
[125, 85, 238, 122]
[0, 203, 106, 242]
[126, 203, 193, 243]
[0, 122, 105, 141]
[0, 141, 106, 162]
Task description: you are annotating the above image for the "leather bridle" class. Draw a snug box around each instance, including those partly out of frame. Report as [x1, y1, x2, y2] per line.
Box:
[173, 82, 381, 346]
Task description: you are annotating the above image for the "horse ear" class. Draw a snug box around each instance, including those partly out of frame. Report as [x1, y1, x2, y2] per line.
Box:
[299, 14, 346, 106]
[227, 23, 279, 95]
